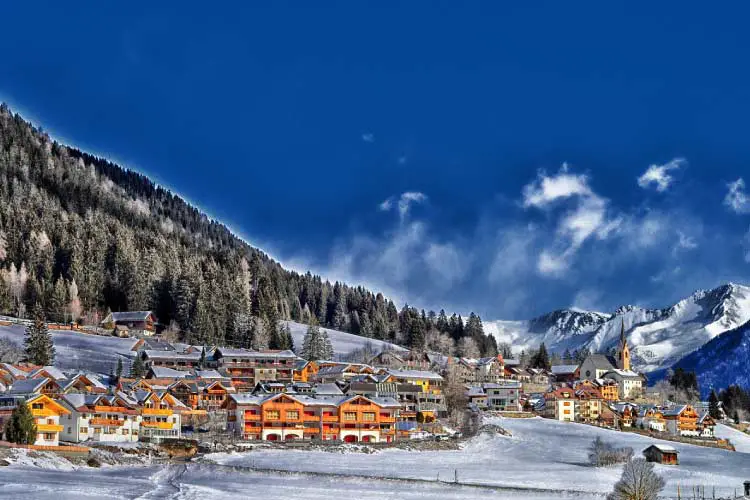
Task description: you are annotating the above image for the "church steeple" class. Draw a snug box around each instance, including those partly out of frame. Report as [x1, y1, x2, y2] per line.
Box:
[617, 318, 631, 371]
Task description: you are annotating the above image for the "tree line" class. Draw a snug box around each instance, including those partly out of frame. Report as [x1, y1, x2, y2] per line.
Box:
[0, 104, 497, 358]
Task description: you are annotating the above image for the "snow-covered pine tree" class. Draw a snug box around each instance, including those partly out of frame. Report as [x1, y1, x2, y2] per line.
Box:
[24, 304, 55, 366]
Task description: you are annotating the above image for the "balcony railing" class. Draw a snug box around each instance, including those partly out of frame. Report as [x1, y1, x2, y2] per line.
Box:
[143, 408, 172, 416]
[94, 406, 128, 413]
[303, 414, 319, 422]
[322, 415, 338, 422]
[141, 421, 174, 430]
[243, 412, 261, 421]
[31, 409, 57, 418]
[37, 424, 64, 433]
[90, 418, 124, 427]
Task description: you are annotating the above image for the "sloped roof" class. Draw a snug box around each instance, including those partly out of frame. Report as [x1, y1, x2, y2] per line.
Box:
[551, 365, 579, 375]
[313, 383, 344, 396]
[645, 444, 678, 453]
[31, 366, 67, 380]
[387, 369, 443, 381]
[9, 378, 50, 394]
[143, 350, 201, 361]
[584, 354, 616, 371]
[109, 311, 154, 322]
[148, 366, 190, 379]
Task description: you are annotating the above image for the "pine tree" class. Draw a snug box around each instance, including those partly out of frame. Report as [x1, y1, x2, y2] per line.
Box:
[130, 355, 146, 378]
[24, 304, 55, 366]
[199, 346, 206, 369]
[116, 357, 123, 379]
[319, 327, 334, 360]
[530, 343, 551, 370]
[5, 401, 37, 444]
[708, 389, 721, 419]
[300, 321, 333, 360]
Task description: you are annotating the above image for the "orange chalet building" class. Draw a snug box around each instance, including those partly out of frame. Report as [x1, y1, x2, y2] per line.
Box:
[224, 392, 400, 443]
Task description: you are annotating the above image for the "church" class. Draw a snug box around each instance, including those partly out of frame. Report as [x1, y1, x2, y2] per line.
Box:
[578, 320, 644, 400]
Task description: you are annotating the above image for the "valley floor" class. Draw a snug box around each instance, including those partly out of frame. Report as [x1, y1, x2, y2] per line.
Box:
[1, 417, 748, 499]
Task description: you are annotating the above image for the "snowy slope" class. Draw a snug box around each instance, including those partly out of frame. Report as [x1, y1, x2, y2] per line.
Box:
[0, 418, 748, 498]
[487, 283, 750, 373]
[0, 321, 402, 375]
[284, 321, 405, 357]
[208, 416, 750, 497]
[0, 324, 137, 374]
[664, 319, 750, 395]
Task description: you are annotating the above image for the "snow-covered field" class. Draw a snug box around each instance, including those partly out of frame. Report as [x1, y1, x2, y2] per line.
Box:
[207, 417, 750, 498]
[284, 321, 404, 357]
[0, 418, 748, 498]
[0, 324, 137, 374]
[0, 321, 401, 375]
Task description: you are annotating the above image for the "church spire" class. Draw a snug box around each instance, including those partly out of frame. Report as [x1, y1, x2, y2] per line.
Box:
[618, 318, 631, 371]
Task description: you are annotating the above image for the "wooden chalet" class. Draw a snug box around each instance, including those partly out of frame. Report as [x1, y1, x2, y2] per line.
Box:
[643, 444, 679, 465]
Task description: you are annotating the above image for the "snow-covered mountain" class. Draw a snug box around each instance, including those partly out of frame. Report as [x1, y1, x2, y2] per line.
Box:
[666, 319, 750, 396]
[486, 283, 750, 373]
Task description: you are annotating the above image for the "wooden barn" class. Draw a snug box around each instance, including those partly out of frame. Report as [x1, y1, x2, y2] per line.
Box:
[642, 444, 679, 465]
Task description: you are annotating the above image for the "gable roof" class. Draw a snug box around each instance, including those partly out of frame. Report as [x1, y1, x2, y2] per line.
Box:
[30, 366, 67, 381]
[9, 377, 55, 395]
[551, 365, 579, 375]
[386, 369, 443, 381]
[584, 354, 616, 371]
[107, 311, 154, 323]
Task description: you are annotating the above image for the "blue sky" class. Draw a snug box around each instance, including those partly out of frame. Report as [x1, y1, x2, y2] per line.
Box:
[3, 2, 750, 320]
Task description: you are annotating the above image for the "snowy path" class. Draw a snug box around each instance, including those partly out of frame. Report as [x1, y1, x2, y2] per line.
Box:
[715, 423, 750, 453]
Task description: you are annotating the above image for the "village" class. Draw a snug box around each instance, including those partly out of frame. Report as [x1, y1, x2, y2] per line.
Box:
[0, 309, 739, 475]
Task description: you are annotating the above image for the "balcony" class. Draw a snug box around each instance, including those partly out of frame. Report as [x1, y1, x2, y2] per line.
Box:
[244, 412, 261, 421]
[94, 406, 127, 413]
[37, 424, 64, 433]
[322, 415, 338, 423]
[31, 408, 56, 418]
[303, 427, 320, 434]
[379, 416, 396, 423]
[143, 408, 172, 416]
[303, 414, 319, 422]
[90, 418, 124, 427]
[141, 421, 174, 430]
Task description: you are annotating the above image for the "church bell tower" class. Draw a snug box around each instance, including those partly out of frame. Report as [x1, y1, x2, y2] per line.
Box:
[617, 319, 631, 371]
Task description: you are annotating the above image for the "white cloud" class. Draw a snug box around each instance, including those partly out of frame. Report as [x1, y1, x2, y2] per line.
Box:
[725, 178, 750, 214]
[674, 230, 698, 254]
[521, 166, 622, 277]
[637, 158, 685, 192]
[522, 170, 592, 208]
[489, 226, 536, 283]
[361, 132, 374, 143]
[571, 288, 604, 312]
[380, 191, 428, 220]
[398, 192, 427, 219]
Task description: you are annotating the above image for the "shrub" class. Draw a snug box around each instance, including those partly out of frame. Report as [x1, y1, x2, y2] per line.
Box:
[589, 437, 634, 467]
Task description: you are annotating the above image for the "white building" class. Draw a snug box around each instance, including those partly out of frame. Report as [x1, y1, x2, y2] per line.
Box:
[59, 393, 141, 443]
[603, 369, 643, 399]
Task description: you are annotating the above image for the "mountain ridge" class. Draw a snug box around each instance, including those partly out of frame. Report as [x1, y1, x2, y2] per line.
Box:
[486, 282, 750, 378]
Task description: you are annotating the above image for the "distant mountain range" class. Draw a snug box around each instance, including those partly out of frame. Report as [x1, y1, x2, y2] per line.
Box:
[486, 283, 750, 390]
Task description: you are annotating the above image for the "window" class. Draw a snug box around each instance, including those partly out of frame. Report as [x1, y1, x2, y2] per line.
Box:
[343, 412, 357, 422]
[123, 429, 129, 435]
[47, 418, 55, 425]
[80, 427, 88, 433]
[43, 433, 55, 440]
[32, 403, 44, 410]
[265, 410, 280, 420]
[68, 427, 72, 433]
[362, 412, 375, 422]
[286, 410, 299, 420]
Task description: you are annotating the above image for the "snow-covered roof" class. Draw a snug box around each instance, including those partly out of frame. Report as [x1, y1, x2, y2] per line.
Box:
[107, 311, 154, 322]
[9, 378, 50, 394]
[387, 369, 443, 381]
[551, 365, 578, 375]
[313, 383, 344, 396]
[143, 350, 201, 361]
[0, 363, 28, 379]
[148, 366, 189, 378]
[31, 366, 67, 380]
[483, 381, 522, 389]
[605, 369, 641, 379]
[195, 369, 222, 379]
[646, 444, 678, 453]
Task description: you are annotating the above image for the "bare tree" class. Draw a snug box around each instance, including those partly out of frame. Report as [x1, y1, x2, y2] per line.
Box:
[457, 337, 480, 359]
[425, 328, 454, 355]
[607, 458, 665, 500]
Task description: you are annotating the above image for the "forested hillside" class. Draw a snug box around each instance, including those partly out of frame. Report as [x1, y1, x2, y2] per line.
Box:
[0, 104, 497, 357]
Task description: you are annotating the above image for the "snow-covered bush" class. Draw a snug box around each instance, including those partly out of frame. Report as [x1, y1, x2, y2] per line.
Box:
[589, 436, 634, 466]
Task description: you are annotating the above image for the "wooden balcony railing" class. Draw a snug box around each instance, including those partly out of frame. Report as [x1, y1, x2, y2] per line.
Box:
[143, 408, 172, 416]
[37, 424, 64, 433]
[141, 421, 174, 430]
[90, 418, 124, 427]
[31, 409, 57, 418]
